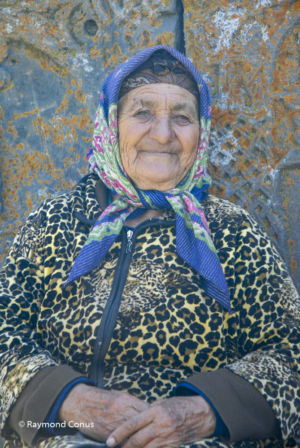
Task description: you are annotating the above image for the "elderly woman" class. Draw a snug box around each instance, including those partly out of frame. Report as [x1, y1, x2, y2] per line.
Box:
[0, 46, 299, 448]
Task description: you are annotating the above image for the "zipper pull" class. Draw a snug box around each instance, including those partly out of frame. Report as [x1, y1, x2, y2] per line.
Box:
[126, 229, 134, 254]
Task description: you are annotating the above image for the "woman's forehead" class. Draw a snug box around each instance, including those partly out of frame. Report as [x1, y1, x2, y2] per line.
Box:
[119, 83, 198, 112]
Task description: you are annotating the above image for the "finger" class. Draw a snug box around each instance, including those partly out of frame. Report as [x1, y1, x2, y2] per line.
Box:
[121, 424, 156, 448]
[106, 410, 153, 447]
[121, 423, 181, 448]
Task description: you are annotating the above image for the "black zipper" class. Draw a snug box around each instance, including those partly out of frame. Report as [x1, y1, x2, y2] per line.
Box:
[89, 218, 174, 386]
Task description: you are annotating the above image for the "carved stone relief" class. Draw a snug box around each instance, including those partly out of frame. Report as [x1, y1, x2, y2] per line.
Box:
[0, 0, 299, 289]
[0, 0, 177, 262]
[184, 0, 299, 288]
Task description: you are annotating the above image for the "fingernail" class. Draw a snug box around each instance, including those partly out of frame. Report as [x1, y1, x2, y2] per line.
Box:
[106, 436, 116, 447]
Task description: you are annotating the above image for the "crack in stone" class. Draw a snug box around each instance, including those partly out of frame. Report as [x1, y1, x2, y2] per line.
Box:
[174, 0, 185, 54]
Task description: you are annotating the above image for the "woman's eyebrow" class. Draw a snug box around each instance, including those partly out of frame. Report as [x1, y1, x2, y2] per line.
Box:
[172, 103, 197, 115]
[122, 98, 154, 112]
[136, 99, 155, 108]
[124, 98, 197, 115]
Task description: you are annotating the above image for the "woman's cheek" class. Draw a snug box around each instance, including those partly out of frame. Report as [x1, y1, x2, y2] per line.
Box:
[119, 142, 135, 176]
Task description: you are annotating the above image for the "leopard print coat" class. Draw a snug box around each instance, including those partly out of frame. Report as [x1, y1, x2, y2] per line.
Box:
[0, 174, 299, 448]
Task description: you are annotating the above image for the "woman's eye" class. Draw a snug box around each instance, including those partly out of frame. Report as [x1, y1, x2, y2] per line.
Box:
[173, 115, 192, 125]
[133, 110, 151, 120]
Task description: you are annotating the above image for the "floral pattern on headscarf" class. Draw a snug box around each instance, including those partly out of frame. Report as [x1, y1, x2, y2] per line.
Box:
[67, 45, 231, 312]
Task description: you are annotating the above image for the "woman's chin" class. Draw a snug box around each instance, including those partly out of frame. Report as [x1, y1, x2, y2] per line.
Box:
[134, 172, 178, 191]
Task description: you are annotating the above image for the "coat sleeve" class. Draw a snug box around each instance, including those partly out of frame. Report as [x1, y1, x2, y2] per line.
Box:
[0, 203, 83, 444]
[228, 210, 300, 441]
[181, 207, 300, 443]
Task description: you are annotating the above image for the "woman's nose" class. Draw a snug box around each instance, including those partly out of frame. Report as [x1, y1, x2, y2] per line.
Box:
[149, 116, 174, 144]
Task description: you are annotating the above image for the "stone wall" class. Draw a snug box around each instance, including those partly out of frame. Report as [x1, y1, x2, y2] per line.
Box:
[0, 0, 299, 290]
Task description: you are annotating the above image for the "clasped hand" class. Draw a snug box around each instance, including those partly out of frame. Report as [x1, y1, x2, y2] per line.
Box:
[59, 384, 216, 448]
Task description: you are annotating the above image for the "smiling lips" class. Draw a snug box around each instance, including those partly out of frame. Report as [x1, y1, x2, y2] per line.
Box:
[138, 148, 178, 155]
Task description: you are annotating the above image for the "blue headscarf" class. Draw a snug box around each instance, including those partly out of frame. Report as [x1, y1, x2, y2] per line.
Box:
[67, 45, 231, 312]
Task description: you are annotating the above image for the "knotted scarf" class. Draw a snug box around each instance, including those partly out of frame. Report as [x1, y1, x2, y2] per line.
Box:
[67, 45, 231, 312]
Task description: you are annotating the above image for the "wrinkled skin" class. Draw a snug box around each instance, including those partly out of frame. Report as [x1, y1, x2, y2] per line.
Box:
[106, 395, 216, 448]
[59, 384, 216, 447]
[118, 83, 199, 192]
[58, 384, 149, 442]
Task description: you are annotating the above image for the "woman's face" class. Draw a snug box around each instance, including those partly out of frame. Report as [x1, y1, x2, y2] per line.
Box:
[118, 83, 199, 191]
